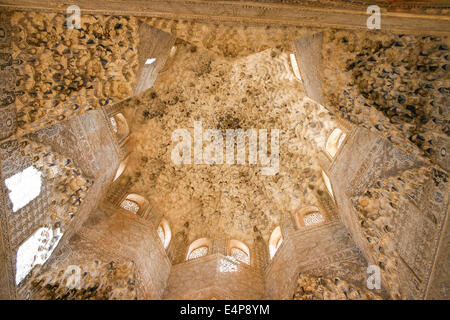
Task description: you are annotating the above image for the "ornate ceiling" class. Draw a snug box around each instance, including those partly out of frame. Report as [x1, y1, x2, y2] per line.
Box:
[120, 40, 339, 243]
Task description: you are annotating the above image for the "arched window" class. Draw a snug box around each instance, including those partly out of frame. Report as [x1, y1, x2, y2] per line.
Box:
[15, 227, 63, 284]
[157, 218, 172, 250]
[296, 206, 325, 228]
[113, 155, 129, 182]
[269, 226, 283, 259]
[186, 238, 211, 261]
[119, 193, 149, 216]
[228, 239, 250, 265]
[110, 113, 129, 142]
[5, 166, 42, 212]
[120, 199, 139, 214]
[289, 53, 301, 80]
[322, 170, 334, 199]
[325, 128, 346, 158]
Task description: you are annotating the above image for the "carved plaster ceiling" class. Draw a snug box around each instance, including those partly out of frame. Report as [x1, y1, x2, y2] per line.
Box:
[123, 40, 338, 244]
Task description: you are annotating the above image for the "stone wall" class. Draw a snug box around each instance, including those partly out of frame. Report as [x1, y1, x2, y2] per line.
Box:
[164, 253, 265, 299]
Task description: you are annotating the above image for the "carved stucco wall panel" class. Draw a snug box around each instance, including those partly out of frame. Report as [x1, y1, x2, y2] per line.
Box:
[294, 273, 383, 300]
[330, 126, 448, 299]
[0, 11, 139, 136]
